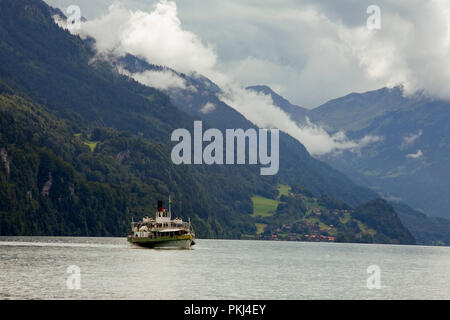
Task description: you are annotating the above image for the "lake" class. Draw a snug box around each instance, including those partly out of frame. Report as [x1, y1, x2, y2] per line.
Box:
[1, 237, 449, 299]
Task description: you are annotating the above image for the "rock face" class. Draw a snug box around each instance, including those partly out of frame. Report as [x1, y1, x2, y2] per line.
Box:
[69, 183, 75, 197]
[116, 150, 131, 163]
[1, 147, 11, 178]
[41, 172, 53, 197]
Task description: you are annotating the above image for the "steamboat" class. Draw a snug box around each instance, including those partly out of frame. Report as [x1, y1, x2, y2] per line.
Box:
[127, 197, 195, 249]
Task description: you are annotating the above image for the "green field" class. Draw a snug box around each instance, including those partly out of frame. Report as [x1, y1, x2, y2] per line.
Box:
[340, 212, 351, 224]
[74, 133, 98, 152]
[251, 185, 291, 217]
[278, 184, 291, 197]
[251, 196, 279, 217]
[306, 217, 330, 230]
[83, 141, 98, 152]
[357, 221, 376, 236]
[255, 223, 267, 234]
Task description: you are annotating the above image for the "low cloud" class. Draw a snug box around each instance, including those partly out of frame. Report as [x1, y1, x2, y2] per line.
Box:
[406, 149, 424, 159]
[400, 130, 423, 149]
[219, 86, 381, 156]
[125, 69, 192, 91]
[52, 13, 68, 29]
[199, 102, 216, 114]
[74, 1, 217, 77]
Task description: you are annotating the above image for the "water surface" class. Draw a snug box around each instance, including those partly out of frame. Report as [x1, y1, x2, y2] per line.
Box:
[1, 237, 449, 299]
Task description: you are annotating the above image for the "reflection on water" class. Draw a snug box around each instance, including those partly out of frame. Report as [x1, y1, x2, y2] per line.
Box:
[1, 237, 450, 300]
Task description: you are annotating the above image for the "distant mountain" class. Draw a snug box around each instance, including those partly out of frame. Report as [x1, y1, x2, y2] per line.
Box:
[247, 85, 308, 121]
[311, 88, 450, 220]
[256, 85, 450, 219]
[253, 85, 450, 244]
[392, 202, 450, 246]
[308, 87, 408, 131]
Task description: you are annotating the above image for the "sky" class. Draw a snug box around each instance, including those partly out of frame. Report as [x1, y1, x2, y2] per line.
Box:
[46, 0, 450, 108]
[44, 0, 450, 155]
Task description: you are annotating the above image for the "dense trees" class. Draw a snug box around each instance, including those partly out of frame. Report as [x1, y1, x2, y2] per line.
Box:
[353, 199, 416, 244]
[0, 0, 278, 237]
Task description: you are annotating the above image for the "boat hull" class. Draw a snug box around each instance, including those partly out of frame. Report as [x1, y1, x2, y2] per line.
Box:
[128, 234, 194, 249]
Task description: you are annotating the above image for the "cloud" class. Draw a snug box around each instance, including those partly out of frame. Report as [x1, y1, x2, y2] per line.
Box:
[406, 149, 424, 159]
[74, 1, 217, 77]
[199, 102, 216, 114]
[60, 0, 381, 156]
[337, 0, 450, 101]
[400, 130, 423, 149]
[122, 69, 193, 91]
[219, 86, 381, 155]
[198, 0, 450, 105]
[48, 0, 450, 107]
[52, 13, 68, 29]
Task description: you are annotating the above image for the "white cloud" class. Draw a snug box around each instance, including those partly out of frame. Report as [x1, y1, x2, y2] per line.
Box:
[52, 14, 68, 29]
[219, 86, 381, 155]
[337, 0, 450, 101]
[74, 1, 217, 77]
[60, 0, 382, 156]
[406, 149, 424, 159]
[400, 130, 423, 149]
[204, 0, 450, 104]
[199, 102, 216, 114]
[224, 57, 292, 99]
[48, 0, 450, 106]
[127, 69, 189, 91]
[211, 3, 380, 108]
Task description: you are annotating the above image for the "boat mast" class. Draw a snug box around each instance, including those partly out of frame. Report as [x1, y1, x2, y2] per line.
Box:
[168, 194, 171, 219]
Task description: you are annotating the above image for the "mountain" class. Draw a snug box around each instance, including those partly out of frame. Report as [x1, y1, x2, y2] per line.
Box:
[116, 54, 379, 206]
[246, 85, 308, 121]
[392, 202, 450, 246]
[249, 85, 450, 244]
[308, 87, 408, 131]
[249, 185, 415, 245]
[0, 0, 276, 237]
[310, 87, 450, 220]
[0, 0, 414, 244]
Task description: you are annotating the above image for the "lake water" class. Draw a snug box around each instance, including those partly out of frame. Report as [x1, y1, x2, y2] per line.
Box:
[0, 237, 449, 299]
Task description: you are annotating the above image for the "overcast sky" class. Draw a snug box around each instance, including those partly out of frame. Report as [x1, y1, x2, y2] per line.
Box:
[45, 0, 450, 108]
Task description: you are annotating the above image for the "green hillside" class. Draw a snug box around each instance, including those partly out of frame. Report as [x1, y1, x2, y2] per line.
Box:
[247, 185, 415, 244]
[0, 0, 275, 238]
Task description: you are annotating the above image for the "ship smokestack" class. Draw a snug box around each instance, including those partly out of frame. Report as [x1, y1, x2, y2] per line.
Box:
[157, 200, 164, 212]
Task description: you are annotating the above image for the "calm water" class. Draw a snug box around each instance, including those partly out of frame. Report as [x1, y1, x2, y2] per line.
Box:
[0, 237, 449, 299]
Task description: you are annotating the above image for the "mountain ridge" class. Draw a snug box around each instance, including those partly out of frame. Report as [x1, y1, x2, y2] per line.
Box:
[248, 85, 450, 244]
[115, 54, 380, 206]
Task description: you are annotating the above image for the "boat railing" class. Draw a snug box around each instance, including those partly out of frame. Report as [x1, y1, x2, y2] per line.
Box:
[132, 222, 191, 230]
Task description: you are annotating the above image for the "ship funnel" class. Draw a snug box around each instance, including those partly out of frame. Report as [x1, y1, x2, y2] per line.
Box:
[157, 200, 164, 212]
